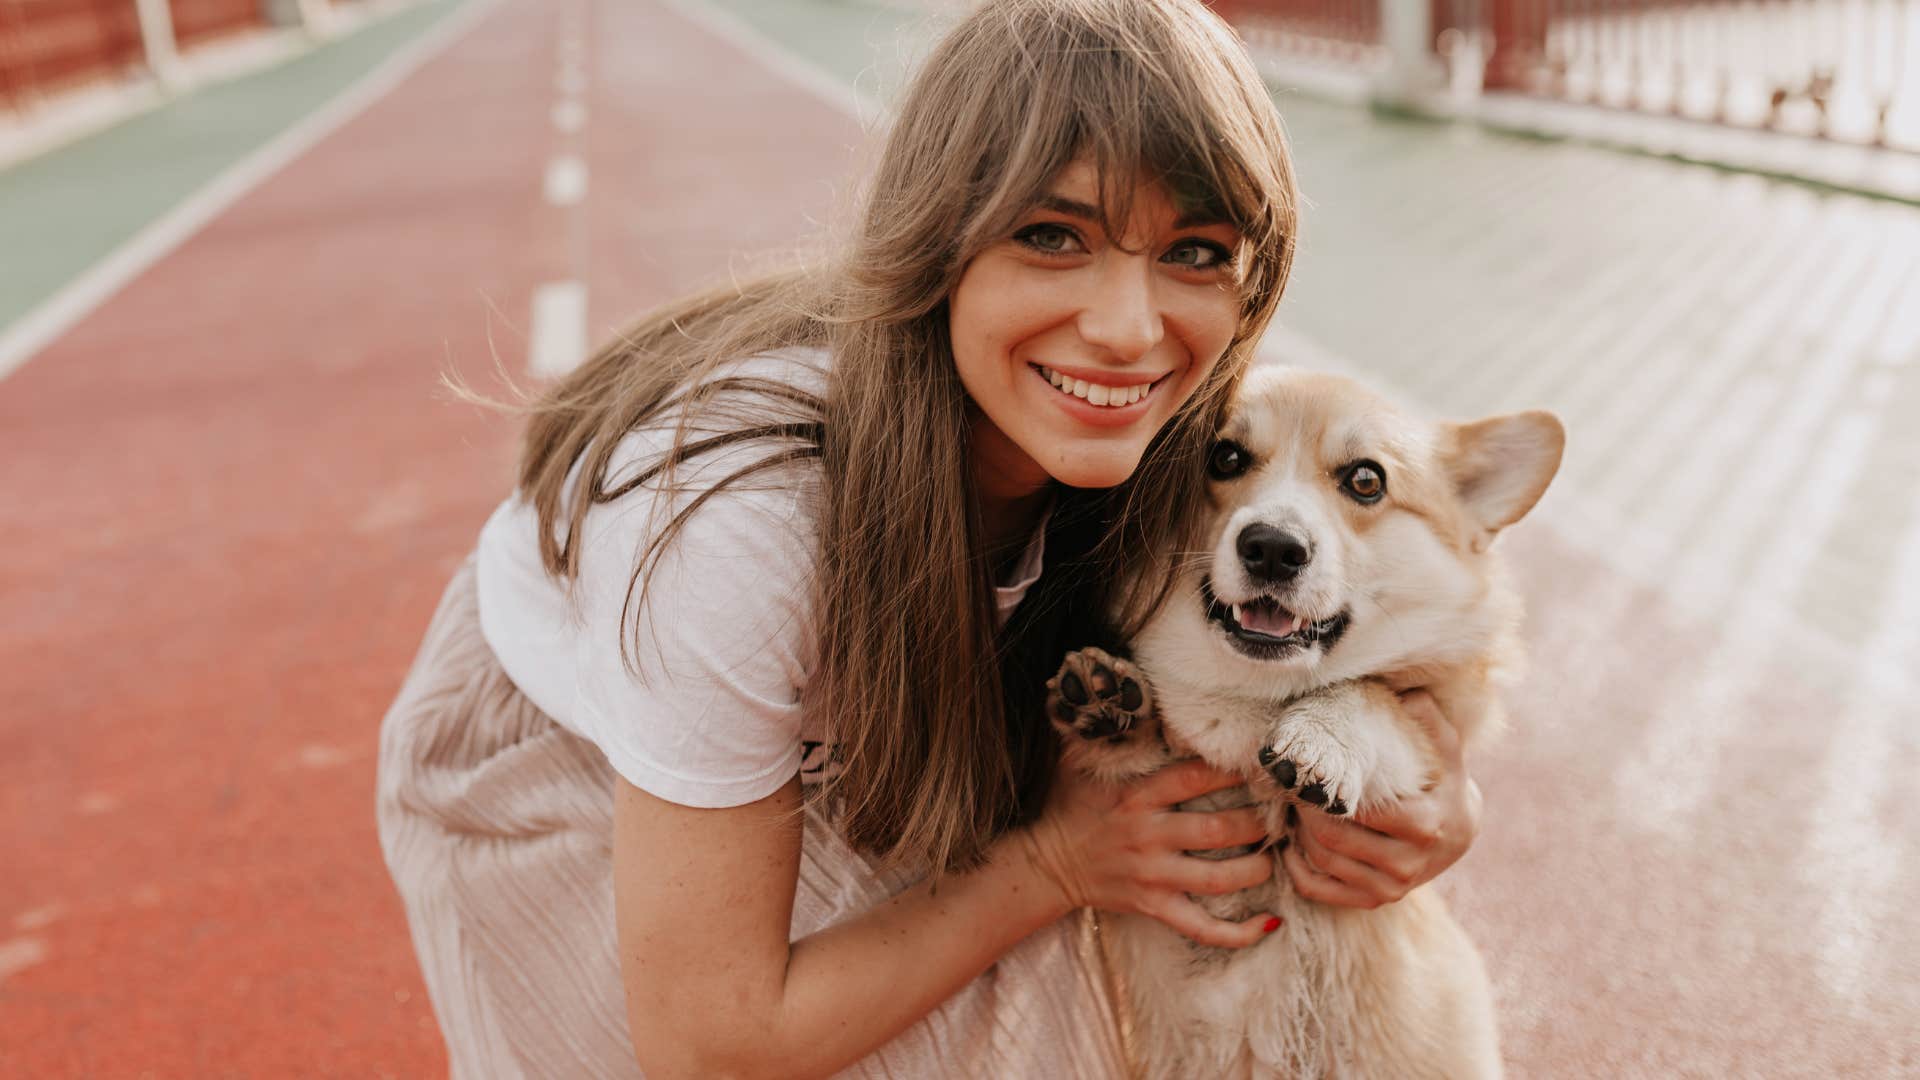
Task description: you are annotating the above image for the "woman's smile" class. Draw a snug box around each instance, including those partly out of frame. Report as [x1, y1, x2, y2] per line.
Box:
[1029, 363, 1173, 427]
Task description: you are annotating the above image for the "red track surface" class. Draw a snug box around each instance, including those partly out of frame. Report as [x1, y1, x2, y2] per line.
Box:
[3, 0, 1916, 1076]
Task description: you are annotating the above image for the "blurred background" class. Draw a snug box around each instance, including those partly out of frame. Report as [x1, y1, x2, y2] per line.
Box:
[3, 0, 1917, 1075]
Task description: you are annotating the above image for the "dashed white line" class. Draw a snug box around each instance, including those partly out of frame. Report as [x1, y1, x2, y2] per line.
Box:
[544, 154, 587, 205]
[528, 280, 588, 378]
[551, 98, 587, 133]
[0, 937, 48, 985]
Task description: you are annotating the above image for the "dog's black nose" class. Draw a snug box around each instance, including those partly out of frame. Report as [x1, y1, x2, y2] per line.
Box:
[1237, 524, 1311, 582]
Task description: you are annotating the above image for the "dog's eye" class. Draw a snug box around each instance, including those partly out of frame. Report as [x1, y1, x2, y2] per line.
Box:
[1341, 460, 1387, 503]
[1207, 440, 1251, 480]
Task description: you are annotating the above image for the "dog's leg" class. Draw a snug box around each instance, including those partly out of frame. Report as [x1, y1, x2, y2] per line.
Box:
[1256, 680, 1432, 817]
[1047, 647, 1167, 783]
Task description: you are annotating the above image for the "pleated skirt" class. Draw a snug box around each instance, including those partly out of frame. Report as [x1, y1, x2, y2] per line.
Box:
[375, 558, 1132, 1078]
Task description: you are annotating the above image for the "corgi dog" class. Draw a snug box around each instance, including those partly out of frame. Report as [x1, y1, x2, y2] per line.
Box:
[1047, 366, 1565, 1079]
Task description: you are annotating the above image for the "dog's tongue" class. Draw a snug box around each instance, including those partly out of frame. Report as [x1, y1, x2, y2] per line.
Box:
[1236, 603, 1303, 637]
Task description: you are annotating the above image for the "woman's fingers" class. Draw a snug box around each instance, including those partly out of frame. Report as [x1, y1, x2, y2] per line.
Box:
[1130, 757, 1249, 810]
[1159, 805, 1269, 854]
[1281, 839, 1383, 910]
[1290, 820, 1414, 904]
[1150, 849, 1275, 896]
[1302, 807, 1425, 885]
[1354, 792, 1446, 848]
[1145, 894, 1279, 950]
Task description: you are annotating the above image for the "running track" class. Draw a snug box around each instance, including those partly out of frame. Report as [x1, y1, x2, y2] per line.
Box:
[1, 0, 1914, 1075]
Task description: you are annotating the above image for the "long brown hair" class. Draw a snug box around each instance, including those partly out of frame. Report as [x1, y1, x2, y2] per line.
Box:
[517, 0, 1299, 875]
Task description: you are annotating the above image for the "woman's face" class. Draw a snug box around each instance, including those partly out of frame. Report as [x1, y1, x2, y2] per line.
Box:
[949, 159, 1244, 493]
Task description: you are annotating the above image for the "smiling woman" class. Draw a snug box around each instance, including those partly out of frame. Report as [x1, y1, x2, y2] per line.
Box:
[374, 0, 1485, 1076]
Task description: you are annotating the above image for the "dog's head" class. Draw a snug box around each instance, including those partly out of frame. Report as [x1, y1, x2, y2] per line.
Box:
[1141, 367, 1565, 692]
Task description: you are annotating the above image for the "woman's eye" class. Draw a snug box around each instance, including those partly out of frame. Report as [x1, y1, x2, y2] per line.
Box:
[1014, 224, 1084, 255]
[1207, 440, 1251, 480]
[1340, 460, 1387, 503]
[1163, 240, 1234, 269]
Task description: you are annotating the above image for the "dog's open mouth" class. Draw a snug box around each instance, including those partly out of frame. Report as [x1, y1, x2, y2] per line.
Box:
[1201, 577, 1350, 659]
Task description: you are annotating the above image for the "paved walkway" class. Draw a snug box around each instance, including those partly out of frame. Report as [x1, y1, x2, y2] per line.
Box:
[1, 0, 1915, 1074]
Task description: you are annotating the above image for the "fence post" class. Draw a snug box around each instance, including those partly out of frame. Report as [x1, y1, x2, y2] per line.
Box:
[295, 0, 336, 37]
[1376, 0, 1445, 106]
[1484, 0, 1546, 91]
[132, 0, 185, 90]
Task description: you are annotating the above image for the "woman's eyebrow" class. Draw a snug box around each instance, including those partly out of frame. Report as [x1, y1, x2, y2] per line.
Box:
[1032, 194, 1233, 231]
[1173, 210, 1232, 229]
[1034, 194, 1101, 219]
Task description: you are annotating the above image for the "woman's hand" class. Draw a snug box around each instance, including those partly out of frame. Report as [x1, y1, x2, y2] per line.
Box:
[1280, 690, 1482, 909]
[1016, 757, 1281, 949]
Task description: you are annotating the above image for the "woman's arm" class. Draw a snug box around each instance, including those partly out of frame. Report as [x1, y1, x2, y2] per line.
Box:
[1281, 689, 1483, 908]
[614, 758, 1279, 1080]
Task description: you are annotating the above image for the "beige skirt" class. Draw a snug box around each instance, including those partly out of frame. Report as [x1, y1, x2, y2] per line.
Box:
[376, 558, 1132, 1079]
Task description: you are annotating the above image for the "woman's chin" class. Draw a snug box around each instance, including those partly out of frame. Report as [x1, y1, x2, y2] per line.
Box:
[1042, 446, 1148, 490]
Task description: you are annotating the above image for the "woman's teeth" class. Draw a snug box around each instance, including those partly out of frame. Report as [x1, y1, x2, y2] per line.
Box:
[1035, 366, 1152, 407]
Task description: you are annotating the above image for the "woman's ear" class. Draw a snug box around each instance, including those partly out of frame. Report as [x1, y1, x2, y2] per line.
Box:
[1443, 411, 1566, 542]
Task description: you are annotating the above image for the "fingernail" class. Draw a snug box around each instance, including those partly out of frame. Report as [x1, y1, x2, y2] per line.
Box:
[1262, 916, 1282, 933]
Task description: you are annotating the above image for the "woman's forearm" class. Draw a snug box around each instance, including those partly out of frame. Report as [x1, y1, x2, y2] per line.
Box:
[736, 832, 1072, 1080]
[776, 831, 1072, 1072]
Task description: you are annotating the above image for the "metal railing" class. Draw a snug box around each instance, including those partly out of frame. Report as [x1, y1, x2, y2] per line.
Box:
[166, 0, 265, 49]
[0, 0, 145, 107]
[1435, 0, 1920, 150]
[1219, 0, 1387, 64]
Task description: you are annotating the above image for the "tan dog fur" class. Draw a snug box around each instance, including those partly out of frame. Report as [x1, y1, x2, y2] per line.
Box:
[1048, 367, 1565, 1079]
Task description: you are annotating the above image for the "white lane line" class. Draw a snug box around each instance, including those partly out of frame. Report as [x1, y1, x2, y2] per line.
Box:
[657, 0, 885, 122]
[551, 98, 586, 133]
[0, 937, 48, 984]
[544, 154, 587, 205]
[528, 280, 587, 378]
[0, 0, 504, 384]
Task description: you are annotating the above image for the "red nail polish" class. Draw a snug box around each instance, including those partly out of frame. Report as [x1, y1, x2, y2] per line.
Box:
[1263, 916, 1282, 933]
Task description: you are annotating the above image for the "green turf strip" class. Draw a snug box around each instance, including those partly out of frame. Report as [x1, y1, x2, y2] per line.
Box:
[0, 0, 470, 333]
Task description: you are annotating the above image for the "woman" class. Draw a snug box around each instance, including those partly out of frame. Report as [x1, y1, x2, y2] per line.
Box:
[377, 0, 1483, 1075]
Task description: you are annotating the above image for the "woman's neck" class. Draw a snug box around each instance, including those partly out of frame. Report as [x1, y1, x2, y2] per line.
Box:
[968, 409, 1053, 574]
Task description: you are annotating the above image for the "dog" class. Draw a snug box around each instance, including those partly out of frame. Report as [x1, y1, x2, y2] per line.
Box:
[1046, 366, 1564, 1079]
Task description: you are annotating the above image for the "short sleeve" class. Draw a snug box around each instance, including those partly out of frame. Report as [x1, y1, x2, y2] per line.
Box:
[569, 441, 817, 809]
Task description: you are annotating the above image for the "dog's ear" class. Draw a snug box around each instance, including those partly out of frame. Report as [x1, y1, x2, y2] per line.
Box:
[1443, 411, 1565, 549]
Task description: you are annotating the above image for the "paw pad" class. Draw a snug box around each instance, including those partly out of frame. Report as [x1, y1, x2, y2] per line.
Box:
[1047, 647, 1153, 745]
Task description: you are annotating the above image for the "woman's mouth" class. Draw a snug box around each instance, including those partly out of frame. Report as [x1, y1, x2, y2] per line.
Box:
[1031, 364, 1165, 409]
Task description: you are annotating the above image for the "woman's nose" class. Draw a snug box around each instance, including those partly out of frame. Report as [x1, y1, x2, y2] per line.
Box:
[1076, 255, 1164, 361]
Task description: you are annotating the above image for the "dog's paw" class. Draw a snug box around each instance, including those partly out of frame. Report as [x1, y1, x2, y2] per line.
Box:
[1047, 647, 1153, 744]
[1258, 721, 1366, 818]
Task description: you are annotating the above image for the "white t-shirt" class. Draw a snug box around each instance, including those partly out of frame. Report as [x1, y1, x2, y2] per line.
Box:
[474, 348, 1048, 809]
